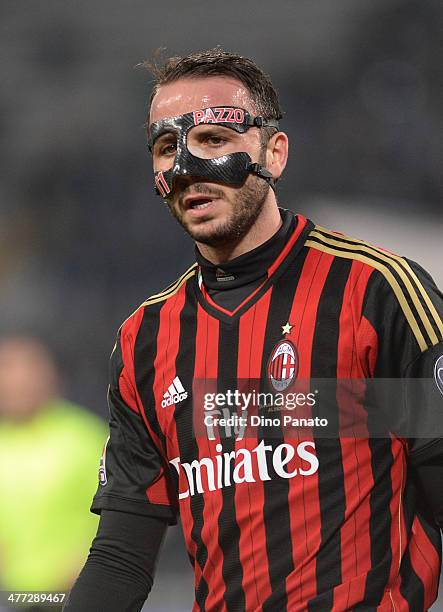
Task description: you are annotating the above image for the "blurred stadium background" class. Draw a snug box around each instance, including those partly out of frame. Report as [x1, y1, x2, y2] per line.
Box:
[0, 0, 442, 610]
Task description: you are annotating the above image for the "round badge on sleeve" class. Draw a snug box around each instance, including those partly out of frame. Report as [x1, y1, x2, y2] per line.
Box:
[434, 355, 443, 396]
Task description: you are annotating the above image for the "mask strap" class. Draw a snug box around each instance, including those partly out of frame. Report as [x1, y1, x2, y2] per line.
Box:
[249, 116, 280, 130]
[247, 117, 280, 190]
[248, 163, 276, 190]
[150, 113, 280, 194]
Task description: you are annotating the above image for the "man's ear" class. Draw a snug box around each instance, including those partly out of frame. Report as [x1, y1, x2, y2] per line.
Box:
[266, 131, 289, 181]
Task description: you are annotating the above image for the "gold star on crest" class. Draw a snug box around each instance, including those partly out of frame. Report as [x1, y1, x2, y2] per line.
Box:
[281, 322, 293, 335]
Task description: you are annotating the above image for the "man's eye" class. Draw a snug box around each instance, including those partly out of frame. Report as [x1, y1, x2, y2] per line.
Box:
[161, 143, 177, 155]
[204, 136, 226, 146]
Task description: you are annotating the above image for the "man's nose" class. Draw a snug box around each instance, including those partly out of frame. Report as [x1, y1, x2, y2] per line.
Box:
[173, 173, 196, 197]
[171, 143, 192, 177]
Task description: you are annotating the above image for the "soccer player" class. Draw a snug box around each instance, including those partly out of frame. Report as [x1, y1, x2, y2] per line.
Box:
[64, 49, 443, 611]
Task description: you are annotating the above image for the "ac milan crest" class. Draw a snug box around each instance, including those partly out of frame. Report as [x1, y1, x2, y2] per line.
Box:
[267, 340, 299, 391]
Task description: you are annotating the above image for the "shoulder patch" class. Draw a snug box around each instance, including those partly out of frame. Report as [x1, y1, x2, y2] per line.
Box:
[434, 355, 443, 396]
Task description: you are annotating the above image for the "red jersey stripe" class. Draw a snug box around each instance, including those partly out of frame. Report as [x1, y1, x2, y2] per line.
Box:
[333, 261, 375, 610]
[285, 248, 333, 607]
[193, 305, 226, 611]
[120, 306, 145, 415]
[150, 284, 201, 574]
[267, 214, 308, 277]
[409, 516, 441, 610]
[236, 291, 273, 610]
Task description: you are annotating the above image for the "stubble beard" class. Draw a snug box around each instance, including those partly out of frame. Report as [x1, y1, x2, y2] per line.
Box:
[165, 172, 270, 248]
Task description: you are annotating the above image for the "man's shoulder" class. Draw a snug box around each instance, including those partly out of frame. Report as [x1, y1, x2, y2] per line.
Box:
[118, 261, 198, 340]
[306, 222, 443, 353]
[304, 221, 431, 299]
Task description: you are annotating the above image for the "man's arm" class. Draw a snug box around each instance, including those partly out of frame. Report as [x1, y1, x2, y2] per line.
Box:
[63, 510, 168, 612]
[65, 318, 179, 609]
[360, 257, 443, 529]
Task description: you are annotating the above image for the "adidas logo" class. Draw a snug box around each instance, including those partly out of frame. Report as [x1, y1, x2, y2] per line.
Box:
[161, 376, 188, 408]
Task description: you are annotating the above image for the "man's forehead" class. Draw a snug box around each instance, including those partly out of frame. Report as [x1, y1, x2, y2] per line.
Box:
[149, 76, 254, 125]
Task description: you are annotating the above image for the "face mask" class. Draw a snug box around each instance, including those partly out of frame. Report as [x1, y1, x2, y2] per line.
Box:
[148, 106, 279, 198]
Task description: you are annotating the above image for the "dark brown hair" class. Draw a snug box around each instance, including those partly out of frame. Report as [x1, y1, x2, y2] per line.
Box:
[140, 47, 283, 129]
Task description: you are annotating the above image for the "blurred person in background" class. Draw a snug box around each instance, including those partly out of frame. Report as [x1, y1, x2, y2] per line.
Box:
[65, 49, 443, 611]
[0, 335, 107, 609]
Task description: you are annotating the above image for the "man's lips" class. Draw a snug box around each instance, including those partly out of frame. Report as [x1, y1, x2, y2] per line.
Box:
[183, 194, 220, 210]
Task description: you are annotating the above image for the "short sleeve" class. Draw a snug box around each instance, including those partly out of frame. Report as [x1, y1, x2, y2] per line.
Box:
[359, 257, 443, 445]
[91, 330, 178, 524]
[361, 257, 443, 376]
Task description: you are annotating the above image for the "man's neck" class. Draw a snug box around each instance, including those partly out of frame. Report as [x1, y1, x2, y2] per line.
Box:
[195, 208, 296, 311]
[195, 199, 282, 265]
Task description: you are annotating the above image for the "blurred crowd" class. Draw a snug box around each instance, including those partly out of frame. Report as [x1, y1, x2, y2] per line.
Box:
[0, 336, 105, 611]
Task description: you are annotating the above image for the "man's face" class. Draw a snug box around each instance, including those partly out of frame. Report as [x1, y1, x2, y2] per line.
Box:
[149, 76, 271, 247]
[0, 338, 57, 421]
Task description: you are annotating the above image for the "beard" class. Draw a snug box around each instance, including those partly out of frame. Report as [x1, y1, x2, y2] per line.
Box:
[165, 170, 270, 247]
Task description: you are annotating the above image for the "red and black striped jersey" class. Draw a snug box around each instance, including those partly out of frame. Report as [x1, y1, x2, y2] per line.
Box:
[92, 212, 443, 611]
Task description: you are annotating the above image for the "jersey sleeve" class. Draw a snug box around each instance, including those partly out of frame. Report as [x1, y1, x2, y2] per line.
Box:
[91, 328, 178, 524]
[360, 257, 443, 458]
[402, 341, 443, 461]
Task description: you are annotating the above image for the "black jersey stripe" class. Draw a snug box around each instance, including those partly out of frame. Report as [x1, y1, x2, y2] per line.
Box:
[313, 226, 443, 341]
[355, 439, 394, 608]
[399, 478, 437, 606]
[306, 238, 430, 352]
[260, 250, 309, 612]
[174, 280, 210, 611]
[399, 549, 424, 611]
[306, 257, 351, 610]
[309, 229, 442, 347]
[416, 513, 442, 561]
[133, 302, 168, 455]
[217, 318, 246, 611]
[401, 473, 417, 535]
[399, 477, 441, 605]
[408, 486, 442, 605]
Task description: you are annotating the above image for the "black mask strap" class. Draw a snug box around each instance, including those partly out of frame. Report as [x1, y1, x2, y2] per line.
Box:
[248, 163, 276, 190]
[247, 116, 280, 190]
[249, 117, 280, 130]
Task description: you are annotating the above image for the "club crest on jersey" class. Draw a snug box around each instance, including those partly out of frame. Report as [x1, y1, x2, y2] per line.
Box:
[434, 355, 443, 396]
[267, 340, 299, 392]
